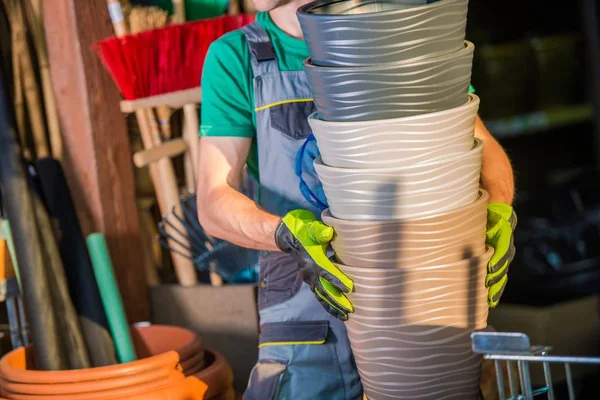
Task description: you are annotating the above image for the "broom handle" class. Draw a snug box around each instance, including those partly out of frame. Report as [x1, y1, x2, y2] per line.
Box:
[107, 0, 127, 37]
[135, 109, 197, 286]
[106, 2, 196, 285]
[171, 0, 196, 196]
[172, 2, 223, 287]
[8, 0, 50, 159]
[10, 21, 29, 160]
[172, 0, 186, 23]
[183, 104, 198, 192]
[25, 0, 63, 162]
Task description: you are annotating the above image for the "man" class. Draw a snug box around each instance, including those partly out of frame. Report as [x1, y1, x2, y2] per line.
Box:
[197, 0, 516, 398]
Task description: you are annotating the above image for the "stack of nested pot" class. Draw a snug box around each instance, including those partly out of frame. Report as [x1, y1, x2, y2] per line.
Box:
[132, 325, 236, 400]
[0, 325, 235, 400]
[298, 0, 491, 399]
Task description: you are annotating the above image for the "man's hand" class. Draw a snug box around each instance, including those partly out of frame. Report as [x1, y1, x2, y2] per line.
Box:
[275, 210, 354, 321]
[485, 203, 517, 308]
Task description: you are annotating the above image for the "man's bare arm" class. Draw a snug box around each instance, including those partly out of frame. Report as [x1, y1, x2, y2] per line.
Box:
[196, 137, 281, 251]
[474, 116, 515, 204]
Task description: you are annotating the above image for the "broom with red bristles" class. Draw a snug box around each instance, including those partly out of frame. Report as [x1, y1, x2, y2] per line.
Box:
[96, 1, 253, 286]
[96, 9, 254, 101]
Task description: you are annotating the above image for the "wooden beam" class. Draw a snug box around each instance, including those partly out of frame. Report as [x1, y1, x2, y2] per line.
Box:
[43, 0, 149, 322]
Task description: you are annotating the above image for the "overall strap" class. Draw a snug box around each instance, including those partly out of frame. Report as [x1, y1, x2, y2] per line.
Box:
[240, 22, 281, 77]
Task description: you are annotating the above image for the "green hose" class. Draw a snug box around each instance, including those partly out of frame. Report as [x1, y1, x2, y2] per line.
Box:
[86, 233, 137, 363]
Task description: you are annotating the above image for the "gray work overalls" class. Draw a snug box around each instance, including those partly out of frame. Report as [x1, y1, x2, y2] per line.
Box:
[240, 22, 363, 400]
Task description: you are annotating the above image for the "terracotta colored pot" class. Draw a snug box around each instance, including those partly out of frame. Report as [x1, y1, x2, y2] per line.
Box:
[0, 368, 182, 396]
[322, 190, 488, 268]
[303, 41, 474, 122]
[194, 350, 234, 400]
[0, 346, 181, 385]
[131, 324, 204, 362]
[109, 376, 208, 400]
[0, 371, 183, 399]
[209, 386, 237, 400]
[315, 140, 482, 221]
[298, 0, 468, 67]
[308, 94, 479, 169]
[180, 351, 206, 373]
[341, 247, 492, 400]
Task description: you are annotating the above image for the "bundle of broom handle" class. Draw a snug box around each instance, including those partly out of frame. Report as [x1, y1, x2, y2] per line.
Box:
[105, 0, 197, 286]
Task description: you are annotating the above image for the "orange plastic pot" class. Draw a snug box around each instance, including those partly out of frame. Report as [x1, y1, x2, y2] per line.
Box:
[131, 325, 204, 362]
[0, 346, 181, 385]
[109, 376, 208, 400]
[0, 367, 182, 396]
[194, 350, 234, 400]
[0, 370, 183, 399]
[0, 377, 207, 400]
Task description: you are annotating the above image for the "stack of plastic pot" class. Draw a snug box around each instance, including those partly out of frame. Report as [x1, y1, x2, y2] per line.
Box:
[0, 347, 206, 399]
[0, 324, 237, 399]
[298, 0, 492, 399]
[132, 325, 236, 400]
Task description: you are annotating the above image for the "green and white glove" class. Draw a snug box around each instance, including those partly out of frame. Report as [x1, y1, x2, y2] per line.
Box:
[485, 203, 517, 308]
[275, 210, 354, 321]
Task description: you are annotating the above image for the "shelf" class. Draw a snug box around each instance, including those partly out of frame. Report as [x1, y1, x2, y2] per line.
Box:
[486, 105, 594, 138]
[120, 87, 202, 113]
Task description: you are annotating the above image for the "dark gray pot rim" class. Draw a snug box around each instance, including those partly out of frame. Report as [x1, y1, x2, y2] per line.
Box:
[297, 0, 462, 19]
[303, 41, 473, 72]
[308, 94, 479, 128]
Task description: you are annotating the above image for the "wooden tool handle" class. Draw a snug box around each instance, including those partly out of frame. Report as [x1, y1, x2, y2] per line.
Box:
[106, 0, 127, 37]
[135, 109, 197, 286]
[172, 0, 186, 24]
[183, 104, 199, 193]
[133, 138, 188, 167]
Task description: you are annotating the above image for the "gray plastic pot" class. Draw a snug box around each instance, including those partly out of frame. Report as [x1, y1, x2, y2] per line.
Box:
[322, 189, 488, 268]
[315, 139, 482, 221]
[303, 41, 474, 122]
[308, 94, 479, 169]
[297, 0, 468, 67]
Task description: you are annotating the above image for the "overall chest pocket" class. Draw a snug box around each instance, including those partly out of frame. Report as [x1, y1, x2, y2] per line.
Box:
[269, 101, 316, 140]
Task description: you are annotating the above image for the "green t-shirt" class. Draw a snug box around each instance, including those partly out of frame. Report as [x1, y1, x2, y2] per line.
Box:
[200, 12, 475, 182]
[200, 12, 309, 180]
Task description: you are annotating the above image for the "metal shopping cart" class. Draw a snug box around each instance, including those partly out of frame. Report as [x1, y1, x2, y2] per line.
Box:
[472, 332, 600, 400]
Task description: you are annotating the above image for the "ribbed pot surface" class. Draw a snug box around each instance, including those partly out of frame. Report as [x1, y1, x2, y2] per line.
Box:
[315, 139, 483, 220]
[304, 41, 474, 121]
[298, 0, 468, 67]
[308, 94, 479, 168]
[341, 248, 492, 400]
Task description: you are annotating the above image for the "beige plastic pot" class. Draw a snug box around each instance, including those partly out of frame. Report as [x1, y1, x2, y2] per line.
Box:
[349, 324, 484, 400]
[303, 41, 474, 122]
[322, 190, 488, 268]
[342, 248, 493, 400]
[308, 94, 479, 169]
[338, 247, 492, 328]
[315, 139, 483, 221]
